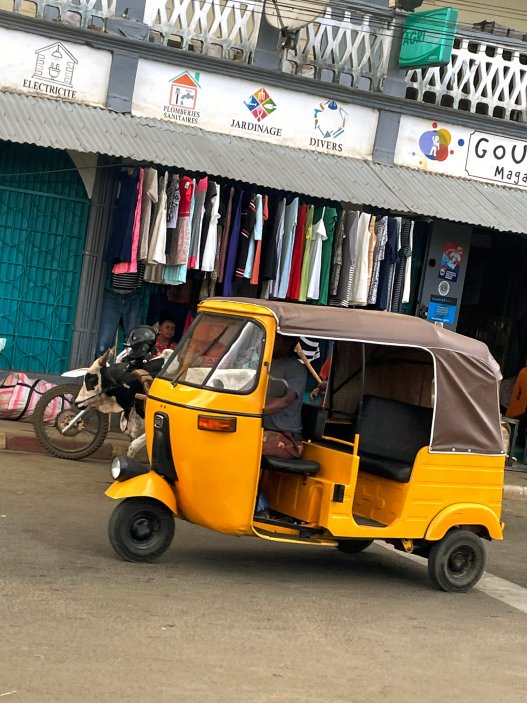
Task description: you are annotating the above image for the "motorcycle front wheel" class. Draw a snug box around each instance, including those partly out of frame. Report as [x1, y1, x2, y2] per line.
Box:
[32, 383, 110, 460]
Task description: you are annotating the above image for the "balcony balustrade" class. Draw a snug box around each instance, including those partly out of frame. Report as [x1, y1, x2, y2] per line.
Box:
[2, 1, 527, 123]
[405, 29, 527, 123]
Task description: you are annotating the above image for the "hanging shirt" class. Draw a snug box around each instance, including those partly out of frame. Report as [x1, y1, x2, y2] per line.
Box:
[261, 198, 286, 286]
[187, 177, 208, 269]
[167, 184, 197, 286]
[391, 218, 413, 312]
[368, 216, 388, 305]
[250, 195, 268, 286]
[307, 207, 327, 301]
[401, 221, 414, 305]
[350, 213, 372, 305]
[286, 203, 308, 300]
[165, 176, 194, 266]
[146, 171, 169, 265]
[105, 168, 141, 263]
[113, 169, 144, 274]
[236, 192, 257, 278]
[166, 174, 180, 228]
[138, 167, 159, 262]
[317, 207, 338, 305]
[218, 187, 235, 283]
[222, 190, 244, 296]
[335, 210, 360, 307]
[298, 205, 315, 302]
[201, 182, 221, 272]
[244, 194, 263, 279]
[377, 217, 399, 311]
[275, 198, 299, 299]
[385, 217, 401, 311]
[329, 212, 346, 298]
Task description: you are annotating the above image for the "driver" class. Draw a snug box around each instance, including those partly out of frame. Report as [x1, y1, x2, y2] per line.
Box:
[262, 335, 307, 459]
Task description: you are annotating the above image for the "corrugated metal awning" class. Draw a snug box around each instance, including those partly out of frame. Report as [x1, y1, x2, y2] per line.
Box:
[1, 90, 526, 234]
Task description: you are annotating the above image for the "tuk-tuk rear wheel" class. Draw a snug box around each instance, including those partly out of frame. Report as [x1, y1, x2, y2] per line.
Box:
[108, 498, 175, 563]
[427, 529, 486, 593]
[337, 539, 373, 554]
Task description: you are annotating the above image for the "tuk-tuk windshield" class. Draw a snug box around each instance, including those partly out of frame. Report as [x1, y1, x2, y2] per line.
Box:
[160, 313, 265, 393]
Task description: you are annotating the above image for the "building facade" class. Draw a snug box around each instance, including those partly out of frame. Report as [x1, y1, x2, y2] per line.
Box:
[1, 0, 527, 380]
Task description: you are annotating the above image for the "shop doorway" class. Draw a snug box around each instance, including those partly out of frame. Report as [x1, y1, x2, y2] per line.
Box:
[0, 143, 90, 373]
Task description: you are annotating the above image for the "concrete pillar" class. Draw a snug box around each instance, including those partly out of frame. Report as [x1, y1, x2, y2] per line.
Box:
[70, 156, 119, 368]
[106, 0, 149, 112]
[372, 10, 408, 164]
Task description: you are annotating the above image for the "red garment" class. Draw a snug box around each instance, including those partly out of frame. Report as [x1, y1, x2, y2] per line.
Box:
[154, 337, 176, 356]
[286, 203, 308, 300]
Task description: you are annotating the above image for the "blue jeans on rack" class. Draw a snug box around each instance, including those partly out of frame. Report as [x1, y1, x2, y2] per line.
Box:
[95, 288, 143, 356]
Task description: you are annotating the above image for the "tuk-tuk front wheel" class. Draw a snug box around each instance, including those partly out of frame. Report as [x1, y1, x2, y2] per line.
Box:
[427, 529, 486, 593]
[108, 498, 175, 562]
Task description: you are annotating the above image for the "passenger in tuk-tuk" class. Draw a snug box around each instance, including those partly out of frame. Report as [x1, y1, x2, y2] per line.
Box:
[262, 335, 307, 459]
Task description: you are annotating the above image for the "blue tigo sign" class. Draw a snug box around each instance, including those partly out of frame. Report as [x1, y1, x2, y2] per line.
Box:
[427, 295, 457, 325]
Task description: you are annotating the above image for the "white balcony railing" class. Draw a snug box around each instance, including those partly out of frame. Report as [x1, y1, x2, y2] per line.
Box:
[405, 30, 527, 123]
[9, 0, 116, 30]
[282, 5, 394, 91]
[145, 0, 262, 62]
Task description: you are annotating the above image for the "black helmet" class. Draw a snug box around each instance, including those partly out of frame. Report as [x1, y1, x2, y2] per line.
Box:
[125, 326, 156, 360]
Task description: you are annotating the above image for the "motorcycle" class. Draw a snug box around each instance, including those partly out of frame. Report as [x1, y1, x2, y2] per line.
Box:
[32, 326, 168, 460]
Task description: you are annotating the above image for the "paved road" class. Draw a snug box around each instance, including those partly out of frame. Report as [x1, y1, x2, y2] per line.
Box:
[0, 452, 526, 703]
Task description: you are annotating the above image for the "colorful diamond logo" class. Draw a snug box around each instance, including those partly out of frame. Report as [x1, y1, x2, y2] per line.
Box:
[244, 87, 277, 122]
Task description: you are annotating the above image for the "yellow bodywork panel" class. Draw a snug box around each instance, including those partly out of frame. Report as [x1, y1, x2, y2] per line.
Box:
[105, 472, 177, 514]
[425, 504, 503, 540]
[145, 306, 275, 537]
[262, 442, 505, 541]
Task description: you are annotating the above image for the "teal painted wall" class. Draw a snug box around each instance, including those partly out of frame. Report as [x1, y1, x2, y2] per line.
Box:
[0, 142, 90, 373]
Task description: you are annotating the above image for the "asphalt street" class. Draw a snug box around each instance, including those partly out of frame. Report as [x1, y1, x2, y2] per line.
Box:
[0, 451, 526, 703]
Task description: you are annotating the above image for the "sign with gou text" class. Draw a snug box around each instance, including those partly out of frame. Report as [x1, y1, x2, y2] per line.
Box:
[394, 115, 527, 191]
[0, 27, 111, 107]
[132, 60, 379, 160]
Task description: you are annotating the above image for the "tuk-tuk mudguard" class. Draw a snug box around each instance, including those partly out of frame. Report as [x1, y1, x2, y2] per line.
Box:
[105, 471, 177, 514]
[425, 503, 503, 541]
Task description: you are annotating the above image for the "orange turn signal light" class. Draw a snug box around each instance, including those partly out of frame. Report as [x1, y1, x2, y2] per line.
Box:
[197, 415, 237, 432]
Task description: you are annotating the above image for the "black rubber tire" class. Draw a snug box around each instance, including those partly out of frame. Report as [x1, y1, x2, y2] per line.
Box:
[32, 383, 110, 460]
[108, 498, 175, 563]
[427, 530, 486, 593]
[337, 539, 374, 554]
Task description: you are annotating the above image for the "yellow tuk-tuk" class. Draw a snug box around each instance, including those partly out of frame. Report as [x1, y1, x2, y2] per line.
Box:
[106, 298, 505, 592]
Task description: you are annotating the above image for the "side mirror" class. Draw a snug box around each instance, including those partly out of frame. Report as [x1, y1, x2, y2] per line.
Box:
[267, 376, 289, 399]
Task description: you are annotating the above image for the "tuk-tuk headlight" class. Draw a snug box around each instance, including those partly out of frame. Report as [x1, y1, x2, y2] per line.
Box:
[111, 457, 123, 480]
[110, 455, 149, 482]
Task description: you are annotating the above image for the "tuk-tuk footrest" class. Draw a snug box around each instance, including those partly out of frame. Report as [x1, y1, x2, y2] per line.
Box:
[261, 455, 320, 475]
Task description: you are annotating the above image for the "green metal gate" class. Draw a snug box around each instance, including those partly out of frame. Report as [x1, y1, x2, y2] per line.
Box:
[0, 143, 90, 374]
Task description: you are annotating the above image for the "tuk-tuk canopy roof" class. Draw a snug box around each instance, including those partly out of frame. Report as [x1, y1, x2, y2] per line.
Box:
[204, 299, 504, 456]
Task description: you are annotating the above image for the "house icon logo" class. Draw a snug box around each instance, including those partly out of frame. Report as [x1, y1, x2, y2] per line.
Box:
[169, 71, 201, 111]
[33, 42, 78, 86]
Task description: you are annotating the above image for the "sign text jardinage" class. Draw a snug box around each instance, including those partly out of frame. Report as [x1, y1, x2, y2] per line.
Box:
[132, 60, 379, 160]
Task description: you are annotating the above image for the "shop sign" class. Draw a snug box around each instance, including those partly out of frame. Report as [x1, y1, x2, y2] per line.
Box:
[0, 28, 111, 107]
[399, 8, 458, 69]
[394, 115, 527, 191]
[132, 60, 378, 159]
[427, 295, 457, 325]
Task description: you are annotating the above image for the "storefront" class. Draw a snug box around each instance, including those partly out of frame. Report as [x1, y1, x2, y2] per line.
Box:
[2, 26, 527, 379]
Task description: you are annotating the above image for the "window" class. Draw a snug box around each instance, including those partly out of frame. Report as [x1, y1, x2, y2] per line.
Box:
[160, 314, 265, 393]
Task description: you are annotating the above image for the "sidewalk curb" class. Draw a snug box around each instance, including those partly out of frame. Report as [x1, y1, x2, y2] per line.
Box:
[0, 429, 129, 460]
